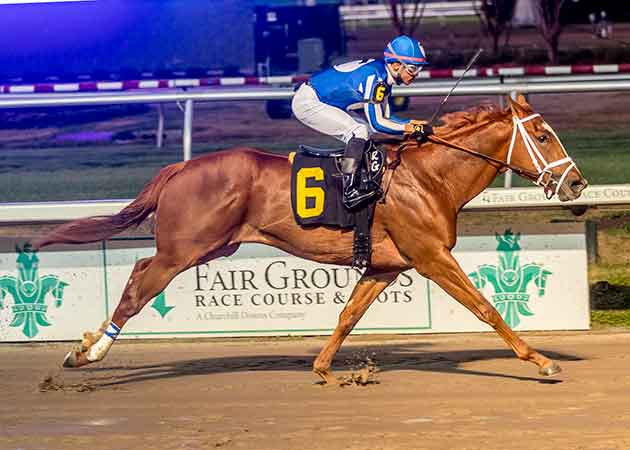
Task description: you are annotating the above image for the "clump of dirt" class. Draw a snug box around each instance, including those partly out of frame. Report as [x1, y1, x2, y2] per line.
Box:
[338, 354, 379, 386]
[38, 374, 96, 393]
[214, 437, 232, 447]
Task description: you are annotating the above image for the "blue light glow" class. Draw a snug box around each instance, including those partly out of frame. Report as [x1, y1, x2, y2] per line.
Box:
[0, 0, 93, 4]
[0, 1, 256, 83]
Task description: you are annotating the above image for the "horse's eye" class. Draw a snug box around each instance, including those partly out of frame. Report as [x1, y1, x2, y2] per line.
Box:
[537, 134, 549, 144]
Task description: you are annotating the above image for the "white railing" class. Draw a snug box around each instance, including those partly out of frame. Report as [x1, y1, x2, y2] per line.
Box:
[340, 1, 479, 22]
[2, 77, 630, 161]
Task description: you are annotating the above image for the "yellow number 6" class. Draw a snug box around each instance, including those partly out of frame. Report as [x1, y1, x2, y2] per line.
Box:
[374, 85, 386, 102]
[296, 167, 325, 219]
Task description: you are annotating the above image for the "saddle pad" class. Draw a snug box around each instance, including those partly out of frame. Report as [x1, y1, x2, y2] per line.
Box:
[290, 153, 355, 228]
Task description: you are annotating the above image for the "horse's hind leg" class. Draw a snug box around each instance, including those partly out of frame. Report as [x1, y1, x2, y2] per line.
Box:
[78, 257, 153, 351]
[313, 270, 399, 384]
[63, 253, 184, 368]
[63, 242, 240, 368]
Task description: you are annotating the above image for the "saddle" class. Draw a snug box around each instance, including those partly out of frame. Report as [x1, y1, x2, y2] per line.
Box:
[289, 141, 386, 268]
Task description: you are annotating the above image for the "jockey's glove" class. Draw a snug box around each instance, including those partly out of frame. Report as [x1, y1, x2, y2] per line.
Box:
[404, 119, 427, 134]
[405, 120, 433, 142]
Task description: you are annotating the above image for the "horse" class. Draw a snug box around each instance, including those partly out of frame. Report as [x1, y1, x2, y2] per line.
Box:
[34, 94, 587, 384]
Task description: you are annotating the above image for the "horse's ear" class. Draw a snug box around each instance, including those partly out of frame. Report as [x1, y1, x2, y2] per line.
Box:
[507, 94, 527, 116]
[507, 94, 525, 116]
[514, 93, 528, 107]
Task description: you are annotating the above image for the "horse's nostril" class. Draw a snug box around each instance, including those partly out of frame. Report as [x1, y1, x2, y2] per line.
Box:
[570, 179, 587, 192]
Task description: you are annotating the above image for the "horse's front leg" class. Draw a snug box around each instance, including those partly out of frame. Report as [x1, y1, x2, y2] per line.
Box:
[419, 248, 561, 376]
[313, 270, 399, 384]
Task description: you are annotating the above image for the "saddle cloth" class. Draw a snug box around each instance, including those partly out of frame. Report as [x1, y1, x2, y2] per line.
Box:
[289, 143, 386, 228]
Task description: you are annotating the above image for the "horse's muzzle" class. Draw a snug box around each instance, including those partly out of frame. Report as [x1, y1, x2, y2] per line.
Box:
[559, 177, 588, 201]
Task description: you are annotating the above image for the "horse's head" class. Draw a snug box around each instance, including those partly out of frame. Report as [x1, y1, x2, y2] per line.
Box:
[506, 94, 588, 201]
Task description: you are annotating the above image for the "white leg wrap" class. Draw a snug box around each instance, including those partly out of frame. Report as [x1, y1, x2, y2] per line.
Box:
[86, 322, 120, 362]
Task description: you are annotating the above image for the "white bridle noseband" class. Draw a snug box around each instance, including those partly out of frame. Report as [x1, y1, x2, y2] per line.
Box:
[506, 113, 577, 199]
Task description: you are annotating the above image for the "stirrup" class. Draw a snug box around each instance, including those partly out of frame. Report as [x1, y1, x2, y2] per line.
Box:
[343, 189, 379, 210]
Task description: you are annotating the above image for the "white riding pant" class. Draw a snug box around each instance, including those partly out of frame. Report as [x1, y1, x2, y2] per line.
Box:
[291, 83, 370, 144]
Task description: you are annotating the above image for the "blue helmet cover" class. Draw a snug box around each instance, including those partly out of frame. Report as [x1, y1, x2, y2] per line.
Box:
[384, 35, 428, 65]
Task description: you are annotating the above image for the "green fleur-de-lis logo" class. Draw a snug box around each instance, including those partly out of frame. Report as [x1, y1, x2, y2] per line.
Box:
[468, 230, 552, 328]
[0, 243, 68, 338]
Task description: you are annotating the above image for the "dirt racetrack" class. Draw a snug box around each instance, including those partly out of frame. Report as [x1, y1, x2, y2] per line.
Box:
[1, 331, 630, 450]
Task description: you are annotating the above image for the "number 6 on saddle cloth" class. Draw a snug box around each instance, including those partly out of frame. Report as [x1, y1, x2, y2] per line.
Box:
[289, 143, 386, 268]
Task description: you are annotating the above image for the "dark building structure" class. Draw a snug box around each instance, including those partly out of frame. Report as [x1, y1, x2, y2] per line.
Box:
[0, 0, 256, 83]
[254, 0, 345, 76]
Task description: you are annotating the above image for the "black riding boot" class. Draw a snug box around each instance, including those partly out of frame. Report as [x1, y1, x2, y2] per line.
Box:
[341, 137, 374, 210]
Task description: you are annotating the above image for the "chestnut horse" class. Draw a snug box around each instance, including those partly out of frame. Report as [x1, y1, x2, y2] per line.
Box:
[35, 95, 587, 384]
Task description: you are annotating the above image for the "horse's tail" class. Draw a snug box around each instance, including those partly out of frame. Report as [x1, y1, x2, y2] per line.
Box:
[34, 162, 186, 249]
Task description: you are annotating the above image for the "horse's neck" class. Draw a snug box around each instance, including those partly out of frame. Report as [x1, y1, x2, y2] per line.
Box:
[432, 121, 512, 210]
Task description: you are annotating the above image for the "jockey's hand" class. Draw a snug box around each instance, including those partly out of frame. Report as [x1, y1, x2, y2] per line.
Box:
[404, 119, 427, 135]
[404, 120, 433, 142]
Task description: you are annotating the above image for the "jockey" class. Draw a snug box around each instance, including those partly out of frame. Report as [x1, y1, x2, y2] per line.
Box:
[292, 35, 432, 209]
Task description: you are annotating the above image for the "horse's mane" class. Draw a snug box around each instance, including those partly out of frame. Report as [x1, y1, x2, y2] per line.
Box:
[436, 103, 510, 135]
[373, 102, 513, 149]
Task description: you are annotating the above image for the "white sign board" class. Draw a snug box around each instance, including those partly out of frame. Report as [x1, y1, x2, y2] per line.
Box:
[106, 245, 432, 338]
[0, 246, 106, 341]
[0, 227, 589, 342]
[467, 184, 630, 209]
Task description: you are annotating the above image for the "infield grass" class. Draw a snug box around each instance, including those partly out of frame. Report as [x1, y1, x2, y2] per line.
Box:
[1, 128, 629, 202]
[591, 310, 630, 328]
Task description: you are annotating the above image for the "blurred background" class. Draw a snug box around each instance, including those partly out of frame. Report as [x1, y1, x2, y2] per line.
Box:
[1, 0, 630, 322]
[2, 0, 630, 199]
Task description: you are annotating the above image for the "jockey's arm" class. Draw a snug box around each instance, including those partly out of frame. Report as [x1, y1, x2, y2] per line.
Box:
[364, 101, 431, 142]
[363, 100, 408, 135]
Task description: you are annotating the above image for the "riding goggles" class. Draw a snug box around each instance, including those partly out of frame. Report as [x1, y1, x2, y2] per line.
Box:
[402, 62, 423, 76]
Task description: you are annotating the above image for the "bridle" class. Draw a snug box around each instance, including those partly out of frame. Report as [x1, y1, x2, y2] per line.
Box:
[416, 113, 578, 199]
[505, 113, 577, 199]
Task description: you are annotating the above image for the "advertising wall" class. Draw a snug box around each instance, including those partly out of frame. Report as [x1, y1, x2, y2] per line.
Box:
[0, 224, 589, 342]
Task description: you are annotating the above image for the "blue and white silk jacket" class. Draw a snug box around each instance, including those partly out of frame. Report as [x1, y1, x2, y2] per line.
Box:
[309, 59, 410, 135]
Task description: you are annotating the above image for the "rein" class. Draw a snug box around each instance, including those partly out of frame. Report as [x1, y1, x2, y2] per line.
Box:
[426, 134, 540, 183]
[379, 135, 538, 205]
[383, 112, 577, 200]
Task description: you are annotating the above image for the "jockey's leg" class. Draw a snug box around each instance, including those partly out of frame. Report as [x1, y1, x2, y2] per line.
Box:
[293, 83, 374, 209]
[419, 249, 561, 376]
[292, 83, 370, 144]
[341, 136, 372, 210]
[313, 270, 399, 384]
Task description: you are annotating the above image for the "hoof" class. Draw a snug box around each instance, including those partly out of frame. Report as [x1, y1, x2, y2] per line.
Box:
[313, 368, 337, 386]
[63, 351, 78, 368]
[62, 351, 90, 368]
[539, 362, 562, 377]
